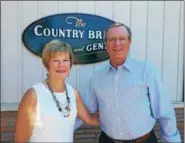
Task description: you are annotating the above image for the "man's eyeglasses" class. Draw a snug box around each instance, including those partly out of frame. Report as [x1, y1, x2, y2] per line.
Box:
[107, 37, 128, 43]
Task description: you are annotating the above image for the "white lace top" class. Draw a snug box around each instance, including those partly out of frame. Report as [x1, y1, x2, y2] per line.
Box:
[29, 82, 77, 142]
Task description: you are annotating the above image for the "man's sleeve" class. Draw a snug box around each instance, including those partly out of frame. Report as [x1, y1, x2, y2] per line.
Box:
[146, 63, 181, 142]
[75, 77, 98, 129]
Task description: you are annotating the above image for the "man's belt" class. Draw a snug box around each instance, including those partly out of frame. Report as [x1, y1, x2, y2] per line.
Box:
[112, 130, 152, 143]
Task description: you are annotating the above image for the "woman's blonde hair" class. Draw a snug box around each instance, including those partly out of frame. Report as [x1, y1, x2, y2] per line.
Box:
[42, 40, 73, 70]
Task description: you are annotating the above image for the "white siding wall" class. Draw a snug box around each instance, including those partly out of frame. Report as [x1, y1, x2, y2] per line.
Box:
[1, 1, 184, 110]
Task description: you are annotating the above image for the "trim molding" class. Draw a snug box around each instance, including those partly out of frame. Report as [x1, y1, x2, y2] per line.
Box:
[171, 102, 184, 108]
[1, 102, 184, 111]
[1, 103, 19, 111]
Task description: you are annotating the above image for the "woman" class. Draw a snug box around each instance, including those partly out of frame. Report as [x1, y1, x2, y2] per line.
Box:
[14, 40, 99, 142]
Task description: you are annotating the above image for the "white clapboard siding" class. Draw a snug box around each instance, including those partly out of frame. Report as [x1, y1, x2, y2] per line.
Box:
[38, 1, 58, 18]
[94, 1, 113, 72]
[57, 1, 78, 88]
[147, 1, 164, 74]
[58, 1, 77, 13]
[20, 2, 43, 99]
[177, 1, 184, 102]
[1, 1, 184, 109]
[130, 1, 148, 61]
[113, 1, 131, 27]
[162, 1, 181, 101]
[1, 1, 22, 103]
[75, 1, 95, 96]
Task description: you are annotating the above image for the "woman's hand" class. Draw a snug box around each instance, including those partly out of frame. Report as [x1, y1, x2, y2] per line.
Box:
[87, 114, 100, 126]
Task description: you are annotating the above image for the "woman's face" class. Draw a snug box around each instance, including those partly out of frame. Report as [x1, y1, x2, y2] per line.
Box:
[48, 52, 71, 80]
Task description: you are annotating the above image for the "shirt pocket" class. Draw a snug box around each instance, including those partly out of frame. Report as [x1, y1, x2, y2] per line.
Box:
[126, 84, 149, 103]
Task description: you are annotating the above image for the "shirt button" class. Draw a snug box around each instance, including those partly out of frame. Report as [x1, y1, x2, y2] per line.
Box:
[128, 115, 130, 119]
[129, 131, 133, 139]
[102, 125, 105, 130]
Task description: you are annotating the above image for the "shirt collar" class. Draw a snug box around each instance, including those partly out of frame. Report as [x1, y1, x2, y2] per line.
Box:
[105, 56, 133, 74]
[123, 57, 133, 72]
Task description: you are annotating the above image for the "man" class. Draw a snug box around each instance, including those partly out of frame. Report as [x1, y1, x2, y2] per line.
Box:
[76, 22, 181, 143]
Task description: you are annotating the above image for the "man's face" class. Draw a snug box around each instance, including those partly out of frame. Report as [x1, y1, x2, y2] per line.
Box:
[105, 26, 131, 66]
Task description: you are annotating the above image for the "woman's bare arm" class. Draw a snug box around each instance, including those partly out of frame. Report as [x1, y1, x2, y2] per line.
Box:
[14, 88, 37, 142]
[73, 88, 99, 126]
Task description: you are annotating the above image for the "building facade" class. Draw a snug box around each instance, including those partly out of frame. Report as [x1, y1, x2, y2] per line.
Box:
[1, 1, 184, 142]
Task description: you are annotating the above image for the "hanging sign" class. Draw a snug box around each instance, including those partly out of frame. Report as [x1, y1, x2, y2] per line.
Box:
[22, 13, 115, 64]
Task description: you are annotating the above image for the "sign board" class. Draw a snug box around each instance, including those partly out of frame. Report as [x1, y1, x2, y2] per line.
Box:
[22, 13, 115, 64]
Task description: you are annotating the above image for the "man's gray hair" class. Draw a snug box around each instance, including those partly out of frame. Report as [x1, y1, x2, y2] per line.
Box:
[105, 22, 132, 41]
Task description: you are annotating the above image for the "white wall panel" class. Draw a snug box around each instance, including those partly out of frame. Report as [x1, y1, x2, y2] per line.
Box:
[1, 1, 22, 103]
[21, 1, 43, 96]
[130, 1, 148, 61]
[147, 1, 164, 74]
[162, 1, 181, 101]
[113, 1, 131, 27]
[38, 1, 58, 18]
[58, 1, 77, 13]
[176, 1, 184, 102]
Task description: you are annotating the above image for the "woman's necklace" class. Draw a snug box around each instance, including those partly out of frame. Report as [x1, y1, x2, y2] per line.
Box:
[46, 80, 71, 117]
